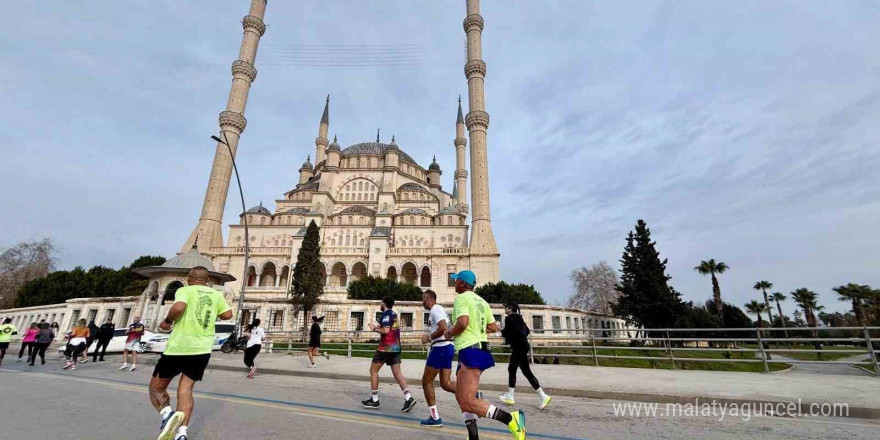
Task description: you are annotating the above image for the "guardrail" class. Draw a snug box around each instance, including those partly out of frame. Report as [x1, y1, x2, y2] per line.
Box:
[264, 326, 880, 375]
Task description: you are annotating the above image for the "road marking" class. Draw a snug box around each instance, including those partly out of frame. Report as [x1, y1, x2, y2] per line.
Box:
[0, 368, 584, 440]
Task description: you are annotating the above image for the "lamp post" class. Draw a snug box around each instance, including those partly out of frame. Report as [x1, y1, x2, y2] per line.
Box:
[211, 133, 250, 342]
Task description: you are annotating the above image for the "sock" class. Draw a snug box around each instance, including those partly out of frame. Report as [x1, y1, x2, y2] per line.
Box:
[403, 388, 412, 401]
[160, 406, 172, 421]
[177, 425, 187, 437]
[465, 418, 480, 440]
[429, 405, 439, 420]
[537, 387, 548, 400]
[487, 405, 513, 424]
[508, 387, 516, 398]
[371, 390, 379, 402]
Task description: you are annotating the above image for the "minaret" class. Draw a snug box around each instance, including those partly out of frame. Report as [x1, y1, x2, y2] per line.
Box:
[315, 95, 330, 165]
[463, 0, 498, 256]
[182, 0, 267, 253]
[454, 96, 469, 213]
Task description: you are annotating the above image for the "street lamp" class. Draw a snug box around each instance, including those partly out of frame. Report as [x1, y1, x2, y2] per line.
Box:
[211, 133, 250, 342]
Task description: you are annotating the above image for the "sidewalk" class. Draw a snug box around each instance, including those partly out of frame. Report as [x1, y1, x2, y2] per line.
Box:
[168, 351, 880, 419]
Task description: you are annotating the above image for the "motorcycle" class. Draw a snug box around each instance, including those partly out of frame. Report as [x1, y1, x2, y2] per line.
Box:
[220, 332, 248, 353]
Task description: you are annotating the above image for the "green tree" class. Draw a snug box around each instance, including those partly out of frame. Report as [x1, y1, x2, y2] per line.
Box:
[694, 259, 730, 325]
[833, 283, 871, 326]
[753, 280, 774, 324]
[705, 299, 753, 329]
[289, 221, 324, 324]
[791, 288, 822, 357]
[612, 220, 685, 329]
[347, 276, 423, 302]
[745, 300, 770, 328]
[771, 291, 791, 341]
[473, 281, 546, 305]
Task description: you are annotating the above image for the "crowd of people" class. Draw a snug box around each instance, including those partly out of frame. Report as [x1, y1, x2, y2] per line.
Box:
[2, 267, 548, 440]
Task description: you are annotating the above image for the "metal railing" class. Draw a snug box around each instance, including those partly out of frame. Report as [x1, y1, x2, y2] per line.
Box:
[264, 326, 880, 375]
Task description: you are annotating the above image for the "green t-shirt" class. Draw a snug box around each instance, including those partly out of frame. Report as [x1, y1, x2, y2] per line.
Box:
[451, 291, 495, 352]
[0, 324, 17, 343]
[164, 285, 230, 356]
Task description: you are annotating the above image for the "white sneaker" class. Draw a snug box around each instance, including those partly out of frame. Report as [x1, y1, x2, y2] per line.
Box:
[130, 364, 137, 372]
[307, 363, 315, 369]
[539, 395, 552, 410]
[119, 363, 129, 370]
[499, 393, 515, 405]
[323, 352, 330, 360]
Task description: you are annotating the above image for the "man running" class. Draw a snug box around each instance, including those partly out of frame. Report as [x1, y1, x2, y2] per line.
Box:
[0, 318, 18, 366]
[362, 296, 417, 412]
[419, 290, 456, 426]
[444, 271, 525, 440]
[149, 266, 232, 440]
[120, 316, 145, 371]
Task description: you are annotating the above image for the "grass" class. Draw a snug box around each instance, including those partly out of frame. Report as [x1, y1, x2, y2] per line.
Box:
[742, 343, 867, 362]
[271, 341, 791, 373]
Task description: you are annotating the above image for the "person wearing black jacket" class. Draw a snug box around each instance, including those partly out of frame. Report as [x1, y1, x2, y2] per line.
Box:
[307, 315, 329, 368]
[93, 318, 115, 362]
[499, 302, 552, 410]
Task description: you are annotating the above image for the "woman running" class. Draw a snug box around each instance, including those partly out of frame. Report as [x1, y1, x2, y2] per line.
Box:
[243, 319, 264, 379]
[17, 322, 38, 362]
[307, 315, 329, 368]
[29, 322, 55, 366]
[63, 318, 90, 370]
[499, 302, 552, 410]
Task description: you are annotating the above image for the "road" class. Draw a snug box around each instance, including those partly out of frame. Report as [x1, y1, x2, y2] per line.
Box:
[0, 357, 877, 440]
[774, 353, 874, 376]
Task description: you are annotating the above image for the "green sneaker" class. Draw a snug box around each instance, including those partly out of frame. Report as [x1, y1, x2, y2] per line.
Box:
[499, 392, 515, 405]
[508, 410, 526, 440]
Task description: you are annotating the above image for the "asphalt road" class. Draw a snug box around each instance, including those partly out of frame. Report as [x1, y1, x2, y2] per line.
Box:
[0, 356, 877, 440]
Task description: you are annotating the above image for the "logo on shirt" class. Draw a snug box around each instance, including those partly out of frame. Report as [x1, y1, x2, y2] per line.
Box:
[1, 326, 11, 334]
[195, 294, 214, 330]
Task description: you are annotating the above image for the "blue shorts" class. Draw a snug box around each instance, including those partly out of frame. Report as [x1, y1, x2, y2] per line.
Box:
[426, 344, 455, 370]
[457, 347, 495, 372]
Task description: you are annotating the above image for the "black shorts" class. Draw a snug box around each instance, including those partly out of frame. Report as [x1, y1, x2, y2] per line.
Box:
[372, 351, 402, 366]
[153, 353, 211, 382]
[0, 342, 8, 350]
[308, 339, 320, 348]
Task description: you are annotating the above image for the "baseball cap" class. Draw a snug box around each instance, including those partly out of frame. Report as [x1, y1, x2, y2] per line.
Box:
[449, 270, 477, 286]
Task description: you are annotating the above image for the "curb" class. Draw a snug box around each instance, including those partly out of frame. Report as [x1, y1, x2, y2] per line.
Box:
[139, 355, 880, 420]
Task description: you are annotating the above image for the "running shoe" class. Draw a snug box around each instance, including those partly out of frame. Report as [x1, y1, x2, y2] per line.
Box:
[247, 367, 256, 379]
[508, 410, 526, 440]
[420, 417, 443, 427]
[158, 411, 185, 440]
[499, 393, 515, 405]
[307, 363, 315, 369]
[119, 363, 129, 370]
[361, 398, 380, 409]
[401, 397, 417, 413]
[16, 358, 22, 362]
[539, 395, 552, 410]
[70, 365, 76, 370]
[130, 364, 137, 371]
[174, 435, 187, 440]
[63, 361, 72, 370]
[323, 351, 330, 360]
[81, 358, 88, 364]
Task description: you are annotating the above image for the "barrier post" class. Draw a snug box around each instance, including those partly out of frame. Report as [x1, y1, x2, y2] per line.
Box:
[864, 326, 879, 377]
[348, 334, 352, 358]
[590, 329, 599, 367]
[665, 329, 676, 370]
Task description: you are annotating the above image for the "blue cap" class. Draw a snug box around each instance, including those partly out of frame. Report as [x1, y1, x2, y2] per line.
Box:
[450, 270, 477, 286]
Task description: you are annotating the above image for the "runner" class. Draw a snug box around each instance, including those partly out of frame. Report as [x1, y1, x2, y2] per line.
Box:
[361, 296, 417, 412]
[63, 318, 90, 370]
[93, 317, 115, 362]
[29, 322, 55, 366]
[149, 266, 232, 440]
[80, 319, 99, 364]
[419, 290, 456, 427]
[444, 270, 525, 440]
[243, 318, 264, 379]
[500, 302, 552, 410]
[120, 316, 145, 371]
[0, 318, 18, 366]
[307, 315, 330, 368]
[17, 322, 38, 362]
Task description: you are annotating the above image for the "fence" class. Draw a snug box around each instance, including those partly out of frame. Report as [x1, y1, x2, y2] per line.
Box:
[265, 326, 880, 376]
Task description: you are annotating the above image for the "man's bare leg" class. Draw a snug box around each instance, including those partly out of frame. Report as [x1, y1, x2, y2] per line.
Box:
[149, 376, 172, 410]
[176, 375, 196, 426]
[390, 363, 409, 392]
[439, 368, 456, 393]
[422, 367, 439, 406]
[456, 364, 517, 439]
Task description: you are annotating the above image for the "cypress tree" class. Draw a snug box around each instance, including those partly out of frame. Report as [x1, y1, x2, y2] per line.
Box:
[290, 221, 324, 325]
[613, 219, 685, 329]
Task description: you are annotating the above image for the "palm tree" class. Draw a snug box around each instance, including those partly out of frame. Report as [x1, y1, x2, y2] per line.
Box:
[745, 300, 772, 360]
[695, 259, 730, 324]
[791, 288, 822, 358]
[771, 291, 791, 348]
[753, 280, 774, 324]
[745, 300, 769, 328]
[833, 283, 870, 326]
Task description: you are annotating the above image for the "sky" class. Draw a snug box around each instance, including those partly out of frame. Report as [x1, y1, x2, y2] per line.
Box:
[2, 0, 879, 314]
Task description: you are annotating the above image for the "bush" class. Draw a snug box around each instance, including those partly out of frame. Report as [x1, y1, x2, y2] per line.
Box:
[474, 281, 545, 305]
[347, 276, 423, 302]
